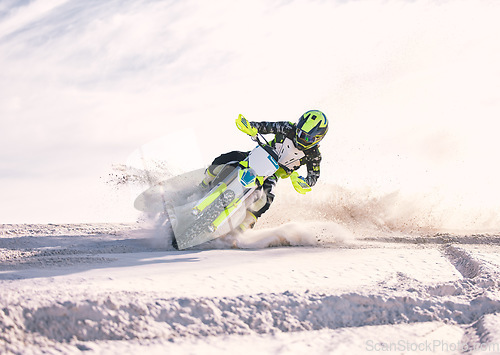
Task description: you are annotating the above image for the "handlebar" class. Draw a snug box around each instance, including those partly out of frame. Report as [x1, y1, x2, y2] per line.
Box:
[253, 133, 280, 167]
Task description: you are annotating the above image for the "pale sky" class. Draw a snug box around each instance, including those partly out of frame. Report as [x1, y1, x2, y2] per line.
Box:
[1, 0, 499, 225]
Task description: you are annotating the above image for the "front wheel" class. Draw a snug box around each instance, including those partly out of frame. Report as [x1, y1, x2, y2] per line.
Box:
[171, 236, 179, 250]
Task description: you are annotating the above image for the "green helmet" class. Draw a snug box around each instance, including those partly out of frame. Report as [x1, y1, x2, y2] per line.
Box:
[295, 110, 328, 149]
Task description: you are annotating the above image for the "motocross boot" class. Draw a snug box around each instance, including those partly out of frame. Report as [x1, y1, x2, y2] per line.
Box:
[200, 165, 223, 188]
[236, 210, 257, 233]
[235, 187, 268, 233]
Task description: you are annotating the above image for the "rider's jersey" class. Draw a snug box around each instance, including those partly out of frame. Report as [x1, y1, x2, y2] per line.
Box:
[250, 121, 322, 186]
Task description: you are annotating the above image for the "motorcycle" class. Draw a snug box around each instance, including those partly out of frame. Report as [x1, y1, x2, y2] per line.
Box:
[134, 114, 312, 250]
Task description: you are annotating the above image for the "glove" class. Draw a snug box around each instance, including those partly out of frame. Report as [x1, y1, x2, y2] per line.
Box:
[235, 114, 258, 137]
[290, 172, 312, 194]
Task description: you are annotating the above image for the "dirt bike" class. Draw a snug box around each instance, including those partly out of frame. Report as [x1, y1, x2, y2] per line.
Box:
[134, 115, 311, 250]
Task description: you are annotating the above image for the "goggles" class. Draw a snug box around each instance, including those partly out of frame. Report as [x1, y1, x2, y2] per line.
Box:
[296, 130, 320, 148]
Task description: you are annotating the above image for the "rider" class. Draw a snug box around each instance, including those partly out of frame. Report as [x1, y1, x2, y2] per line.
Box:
[201, 110, 328, 232]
